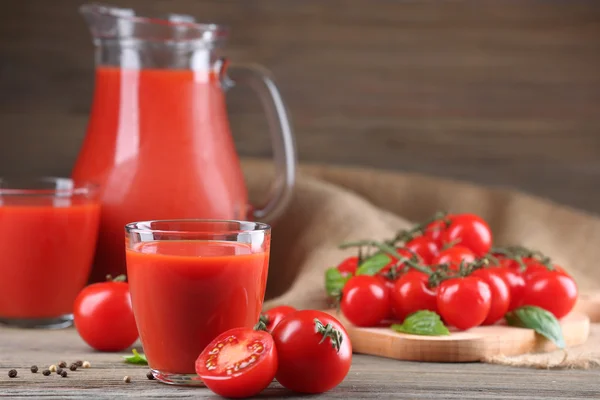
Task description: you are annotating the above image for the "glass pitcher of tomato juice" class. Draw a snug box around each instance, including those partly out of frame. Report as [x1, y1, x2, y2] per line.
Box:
[72, 4, 296, 282]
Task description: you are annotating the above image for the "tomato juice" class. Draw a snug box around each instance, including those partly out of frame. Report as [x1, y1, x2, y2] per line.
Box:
[72, 67, 248, 283]
[0, 189, 100, 324]
[126, 240, 269, 376]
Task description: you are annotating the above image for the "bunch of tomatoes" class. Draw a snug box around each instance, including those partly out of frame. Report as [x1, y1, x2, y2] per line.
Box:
[327, 212, 579, 331]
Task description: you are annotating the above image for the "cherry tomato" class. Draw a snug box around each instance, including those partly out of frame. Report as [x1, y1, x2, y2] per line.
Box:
[522, 269, 578, 319]
[439, 213, 492, 256]
[195, 327, 277, 398]
[337, 256, 359, 275]
[471, 268, 510, 325]
[493, 265, 526, 311]
[431, 246, 475, 271]
[379, 248, 421, 277]
[73, 277, 138, 352]
[341, 275, 391, 327]
[424, 216, 454, 245]
[437, 276, 491, 330]
[260, 305, 297, 333]
[391, 270, 437, 321]
[405, 236, 439, 264]
[375, 276, 397, 324]
[272, 310, 352, 394]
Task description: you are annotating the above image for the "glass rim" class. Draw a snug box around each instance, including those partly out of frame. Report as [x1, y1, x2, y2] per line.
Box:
[0, 177, 99, 197]
[125, 219, 271, 236]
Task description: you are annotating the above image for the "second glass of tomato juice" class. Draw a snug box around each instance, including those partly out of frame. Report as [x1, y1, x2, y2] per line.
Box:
[125, 219, 270, 385]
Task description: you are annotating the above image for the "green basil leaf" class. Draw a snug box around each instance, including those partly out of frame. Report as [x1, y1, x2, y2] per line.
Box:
[123, 349, 148, 365]
[325, 267, 351, 297]
[356, 252, 392, 276]
[505, 305, 566, 349]
[391, 310, 450, 336]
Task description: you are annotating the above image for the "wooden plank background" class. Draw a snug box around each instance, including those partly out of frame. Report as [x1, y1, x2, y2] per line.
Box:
[1, 0, 599, 212]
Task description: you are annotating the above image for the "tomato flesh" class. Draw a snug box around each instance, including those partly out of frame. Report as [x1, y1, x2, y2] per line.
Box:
[195, 328, 277, 398]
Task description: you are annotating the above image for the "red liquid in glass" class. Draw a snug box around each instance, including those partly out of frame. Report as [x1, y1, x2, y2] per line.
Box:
[126, 240, 268, 374]
[72, 67, 248, 282]
[0, 202, 100, 318]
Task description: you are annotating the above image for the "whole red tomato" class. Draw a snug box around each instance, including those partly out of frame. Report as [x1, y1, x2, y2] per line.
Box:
[431, 246, 475, 271]
[260, 305, 297, 333]
[440, 214, 492, 256]
[522, 269, 578, 319]
[341, 275, 391, 327]
[424, 216, 454, 245]
[195, 327, 277, 398]
[437, 276, 491, 330]
[73, 276, 138, 352]
[470, 268, 510, 325]
[272, 310, 352, 394]
[379, 248, 422, 279]
[405, 236, 439, 264]
[493, 265, 526, 311]
[391, 270, 437, 321]
[337, 256, 359, 275]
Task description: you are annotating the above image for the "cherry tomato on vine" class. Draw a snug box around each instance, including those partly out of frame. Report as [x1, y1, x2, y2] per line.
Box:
[391, 270, 438, 321]
[272, 310, 352, 394]
[405, 236, 439, 264]
[379, 248, 421, 277]
[195, 327, 277, 398]
[522, 269, 578, 319]
[259, 305, 297, 333]
[337, 256, 359, 275]
[493, 265, 526, 311]
[439, 213, 492, 256]
[424, 216, 454, 245]
[471, 268, 510, 325]
[73, 275, 138, 352]
[431, 246, 475, 271]
[437, 276, 491, 330]
[341, 275, 391, 327]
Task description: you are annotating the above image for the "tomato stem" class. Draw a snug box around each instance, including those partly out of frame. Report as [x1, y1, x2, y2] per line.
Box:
[340, 240, 433, 276]
[385, 210, 449, 246]
[314, 318, 343, 352]
[253, 314, 269, 332]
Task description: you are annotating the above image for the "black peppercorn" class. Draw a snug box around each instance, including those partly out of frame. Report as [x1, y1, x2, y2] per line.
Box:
[8, 369, 17, 378]
[69, 364, 77, 371]
[30, 365, 38, 373]
[56, 367, 63, 375]
[58, 361, 67, 368]
[146, 371, 155, 380]
[60, 370, 67, 378]
[42, 369, 51, 376]
[74, 360, 83, 367]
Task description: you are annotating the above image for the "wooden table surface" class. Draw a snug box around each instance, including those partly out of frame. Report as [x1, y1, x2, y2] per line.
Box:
[1, 327, 598, 399]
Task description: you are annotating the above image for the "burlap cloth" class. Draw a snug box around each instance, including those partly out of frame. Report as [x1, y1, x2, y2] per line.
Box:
[242, 158, 600, 369]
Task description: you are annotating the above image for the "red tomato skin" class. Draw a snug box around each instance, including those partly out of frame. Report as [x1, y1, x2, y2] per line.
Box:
[405, 236, 439, 264]
[341, 275, 391, 327]
[425, 216, 453, 245]
[195, 328, 277, 398]
[272, 310, 352, 394]
[263, 305, 297, 333]
[493, 266, 526, 311]
[378, 249, 420, 276]
[431, 246, 475, 270]
[337, 256, 359, 275]
[375, 276, 397, 323]
[73, 282, 138, 352]
[522, 270, 578, 319]
[437, 277, 491, 330]
[471, 269, 510, 325]
[440, 214, 492, 257]
[391, 271, 438, 321]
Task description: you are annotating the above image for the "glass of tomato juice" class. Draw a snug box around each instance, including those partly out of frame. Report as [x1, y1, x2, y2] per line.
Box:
[0, 178, 100, 329]
[124, 219, 271, 386]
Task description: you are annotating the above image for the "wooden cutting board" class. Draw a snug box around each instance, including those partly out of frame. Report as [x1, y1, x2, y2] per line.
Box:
[323, 310, 590, 362]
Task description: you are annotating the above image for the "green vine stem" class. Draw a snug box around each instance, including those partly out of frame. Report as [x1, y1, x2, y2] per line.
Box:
[385, 211, 449, 246]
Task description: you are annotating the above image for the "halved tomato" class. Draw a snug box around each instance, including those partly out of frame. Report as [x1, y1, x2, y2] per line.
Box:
[195, 327, 277, 398]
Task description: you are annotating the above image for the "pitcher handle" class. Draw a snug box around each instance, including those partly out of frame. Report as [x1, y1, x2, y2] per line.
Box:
[219, 59, 297, 223]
